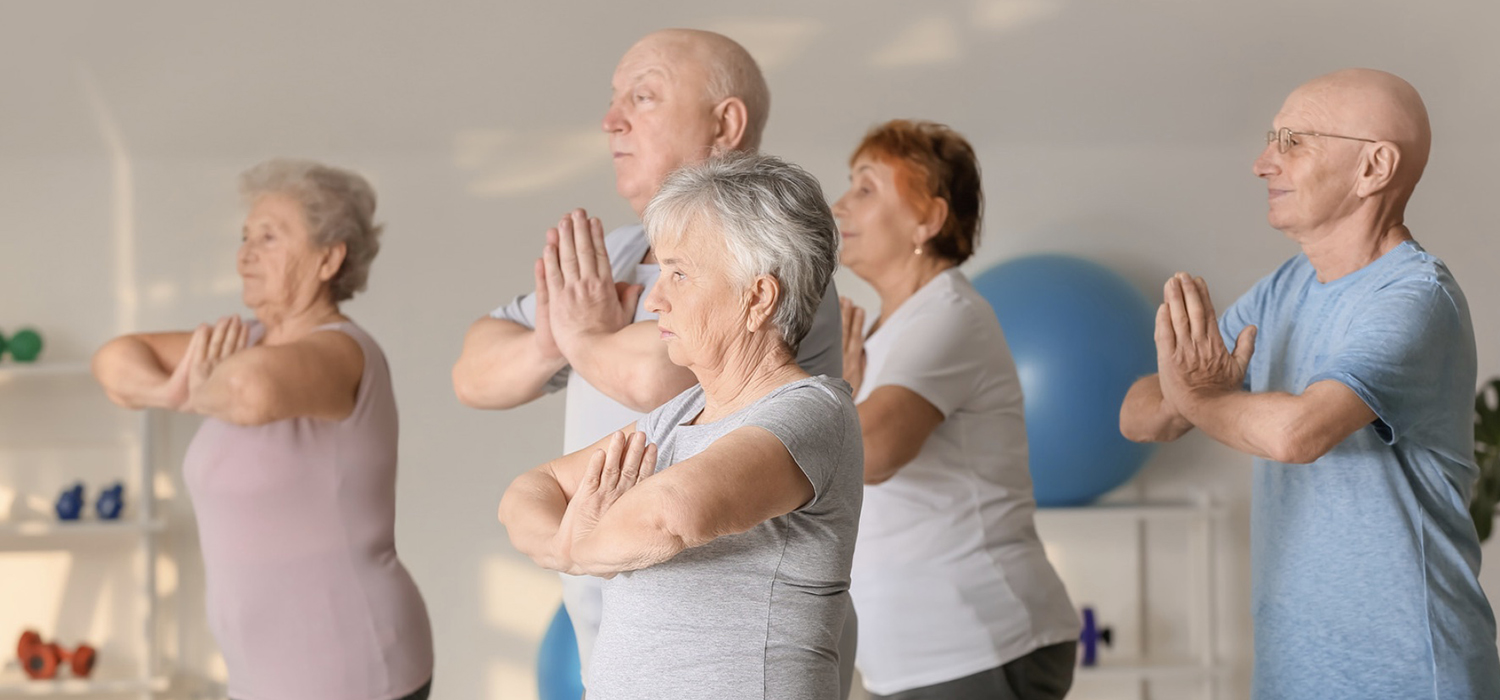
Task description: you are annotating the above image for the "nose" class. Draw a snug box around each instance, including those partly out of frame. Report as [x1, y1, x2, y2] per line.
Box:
[644, 277, 666, 315]
[1252, 144, 1279, 179]
[602, 98, 626, 135]
[831, 190, 850, 219]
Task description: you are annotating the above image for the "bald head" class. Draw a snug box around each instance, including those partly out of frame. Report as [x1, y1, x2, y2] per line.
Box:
[1286, 68, 1431, 189]
[628, 29, 771, 150]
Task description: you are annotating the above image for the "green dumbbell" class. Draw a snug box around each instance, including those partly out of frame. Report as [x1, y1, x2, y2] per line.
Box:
[0, 330, 8, 359]
[8, 328, 42, 363]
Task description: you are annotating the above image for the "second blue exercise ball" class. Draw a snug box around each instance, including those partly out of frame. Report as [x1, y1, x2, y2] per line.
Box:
[971, 254, 1157, 506]
[537, 604, 585, 700]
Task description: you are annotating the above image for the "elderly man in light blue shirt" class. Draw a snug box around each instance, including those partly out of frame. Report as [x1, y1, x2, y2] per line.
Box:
[1121, 68, 1500, 700]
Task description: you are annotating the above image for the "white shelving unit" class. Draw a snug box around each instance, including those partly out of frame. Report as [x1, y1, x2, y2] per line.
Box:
[0, 362, 169, 699]
[1036, 494, 1226, 699]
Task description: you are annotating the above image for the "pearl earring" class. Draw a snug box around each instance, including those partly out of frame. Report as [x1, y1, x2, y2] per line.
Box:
[914, 244, 923, 255]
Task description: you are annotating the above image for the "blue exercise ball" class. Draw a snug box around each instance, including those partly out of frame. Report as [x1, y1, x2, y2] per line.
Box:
[537, 605, 584, 700]
[971, 254, 1157, 506]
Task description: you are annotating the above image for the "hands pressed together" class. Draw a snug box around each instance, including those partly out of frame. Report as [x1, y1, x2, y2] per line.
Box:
[157, 315, 250, 413]
[839, 297, 867, 398]
[550, 430, 658, 576]
[1154, 272, 1257, 421]
[532, 209, 643, 363]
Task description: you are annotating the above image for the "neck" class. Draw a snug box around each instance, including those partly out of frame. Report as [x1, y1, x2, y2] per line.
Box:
[254, 292, 344, 344]
[1295, 206, 1412, 283]
[693, 334, 804, 423]
[864, 255, 955, 331]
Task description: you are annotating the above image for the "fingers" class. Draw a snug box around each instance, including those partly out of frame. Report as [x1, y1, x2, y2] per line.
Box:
[543, 229, 564, 293]
[1196, 276, 1219, 324]
[1233, 325, 1258, 371]
[1164, 276, 1192, 354]
[1154, 302, 1175, 362]
[638, 444, 658, 486]
[186, 323, 211, 365]
[598, 431, 627, 493]
[1178, 274, 1207, 340]
[564, 211, 595, 279]
[851, 307, 865, 352]
[534, 258, 549, 306]
[589, 214, 612, 281]
[206, 316, 233, 360]
[554, 217, 579, 283]
[580, 448, 606, 496]
[618, 431, 649, 485]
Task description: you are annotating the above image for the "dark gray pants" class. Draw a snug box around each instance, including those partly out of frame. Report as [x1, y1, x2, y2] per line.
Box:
[871, 642, 1076, 700]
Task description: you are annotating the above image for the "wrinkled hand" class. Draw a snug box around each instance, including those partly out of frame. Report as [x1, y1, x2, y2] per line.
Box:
[185, 315, 249, 413]
[552, 431, 657, 574]
[840, 297, 867, 397]
[531, 256, 563, 362]
[542, 209, 643, 358]
[1156, 273, 1256, 414]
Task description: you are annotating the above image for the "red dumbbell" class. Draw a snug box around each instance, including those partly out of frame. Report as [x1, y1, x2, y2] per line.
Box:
[16, 630, 97, 679]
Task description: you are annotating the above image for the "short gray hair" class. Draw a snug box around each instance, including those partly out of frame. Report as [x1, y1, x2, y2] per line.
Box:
[643, 153, 838, 354]
[239, 159, 382, 303]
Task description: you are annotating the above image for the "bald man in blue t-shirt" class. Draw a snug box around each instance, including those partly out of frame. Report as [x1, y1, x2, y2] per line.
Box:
[1121, 69, 1500, 700]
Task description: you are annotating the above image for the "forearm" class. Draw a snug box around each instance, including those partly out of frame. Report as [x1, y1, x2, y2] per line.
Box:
[498, 469, 572, 570]
[1179, 388, 1318, 463]
[452, 318, 568, 409]
[565, 324, 696, 412]
[1120, 375, 1194, 443]
[570, 499, 689, 576]
[92, 336, 174, 409]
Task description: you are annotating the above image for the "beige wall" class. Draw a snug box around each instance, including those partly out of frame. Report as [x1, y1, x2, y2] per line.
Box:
[3, 1, 1499, 698]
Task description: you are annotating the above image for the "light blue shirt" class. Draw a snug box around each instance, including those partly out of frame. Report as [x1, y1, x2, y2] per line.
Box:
[1219, 240, 1500, 700]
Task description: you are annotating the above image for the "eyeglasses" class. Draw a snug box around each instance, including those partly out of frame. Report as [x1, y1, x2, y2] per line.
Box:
[1266, 127, 1377, 154]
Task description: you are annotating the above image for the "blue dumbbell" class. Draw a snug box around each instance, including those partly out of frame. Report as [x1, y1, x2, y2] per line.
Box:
[55, 483, 85, 521]
[1078, 606, 1113, 667]
[96, 482, 125, 521]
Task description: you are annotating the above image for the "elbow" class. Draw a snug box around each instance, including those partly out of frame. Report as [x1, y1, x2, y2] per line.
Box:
[1266, 425, 1334, 465]
[219, 371, 280, 426]
[621, 373, 686, 414]
[863, 459, 900, 485]
[451, 360, 527, 410]
[91, 339, 137, 409]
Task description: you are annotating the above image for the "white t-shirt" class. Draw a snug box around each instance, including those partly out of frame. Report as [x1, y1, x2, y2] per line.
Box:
[489, 223, 845, 678]
[850, 269, 1078, 695]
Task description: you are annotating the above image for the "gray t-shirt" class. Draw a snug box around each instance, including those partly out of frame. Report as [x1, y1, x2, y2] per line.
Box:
[587, 375, 864, 700]
[489, 223, 843, 453]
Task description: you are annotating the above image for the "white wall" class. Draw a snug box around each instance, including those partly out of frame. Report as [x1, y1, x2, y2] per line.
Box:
[3, 1, 1499, 698]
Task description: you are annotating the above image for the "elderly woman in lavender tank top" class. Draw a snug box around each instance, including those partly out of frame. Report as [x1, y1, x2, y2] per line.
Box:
[500, 153, 863, 700]
[92, 159, 433, 700]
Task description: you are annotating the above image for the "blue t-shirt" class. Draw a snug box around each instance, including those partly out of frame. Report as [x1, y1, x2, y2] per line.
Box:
[1219, 240, 1500, 700]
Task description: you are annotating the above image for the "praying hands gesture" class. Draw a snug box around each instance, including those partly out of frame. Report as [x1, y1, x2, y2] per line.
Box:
[551, 430, 658, 576]
[839, 297, 867, 398]
[1155, 272, 1257, 417]
[537, 209, 645, 360]
[184, 315, 251, 414]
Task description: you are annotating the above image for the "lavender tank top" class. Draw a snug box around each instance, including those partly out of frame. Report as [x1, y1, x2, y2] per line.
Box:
[183, 321, 433, 700]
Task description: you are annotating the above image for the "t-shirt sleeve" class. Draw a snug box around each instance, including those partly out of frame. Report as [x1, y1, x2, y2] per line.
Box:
[744, 381, 854, 509]
[1306, 279, 1464, 445]
[792, 281, 844, 379]
[867, 299, 983, 418]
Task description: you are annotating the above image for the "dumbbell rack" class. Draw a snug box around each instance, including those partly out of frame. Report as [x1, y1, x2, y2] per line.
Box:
[0, 361, 169, 699]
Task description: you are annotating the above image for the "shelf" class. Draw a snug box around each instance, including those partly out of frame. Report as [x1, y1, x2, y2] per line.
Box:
[0, 363, 93, 383]
[0, 518, 164, 540]
[0, 673, 170, 697]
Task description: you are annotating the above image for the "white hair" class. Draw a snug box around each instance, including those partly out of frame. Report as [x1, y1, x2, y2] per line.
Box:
[643, 152, 838, 353]
[239, 159, 382, 303]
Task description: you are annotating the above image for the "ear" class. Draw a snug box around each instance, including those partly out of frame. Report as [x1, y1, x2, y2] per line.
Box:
[1355, 142, 1401, 198]
[711, 97, 750, 153]
[914, 197, 950, 248]
[744, 273, 781, 333]
[317, 242, 348, 283]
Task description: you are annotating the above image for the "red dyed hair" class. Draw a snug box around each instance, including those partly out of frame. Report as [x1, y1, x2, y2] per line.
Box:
[850, 119, 983, 263]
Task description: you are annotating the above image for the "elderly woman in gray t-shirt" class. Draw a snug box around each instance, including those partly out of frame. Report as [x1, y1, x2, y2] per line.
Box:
[500, 153, 862, 700]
